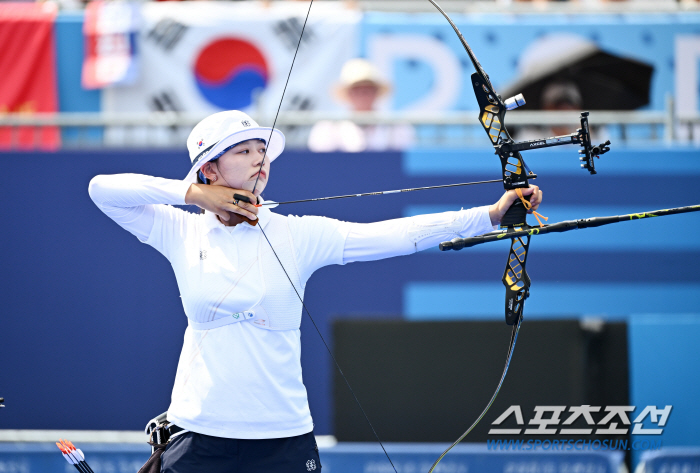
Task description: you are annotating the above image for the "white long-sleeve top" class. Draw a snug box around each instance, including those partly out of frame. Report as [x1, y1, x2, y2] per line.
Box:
[88, 173, 494, 439]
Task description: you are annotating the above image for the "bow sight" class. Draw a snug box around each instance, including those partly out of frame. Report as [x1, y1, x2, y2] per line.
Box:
[478, 89, 611, 181]
[496, 111, 611, 176]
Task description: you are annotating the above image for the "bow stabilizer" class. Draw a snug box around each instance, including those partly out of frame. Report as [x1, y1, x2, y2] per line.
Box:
[440, 204, 700, 251]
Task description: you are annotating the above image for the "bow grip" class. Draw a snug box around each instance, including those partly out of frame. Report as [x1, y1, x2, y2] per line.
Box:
[500, 194, 530, 228]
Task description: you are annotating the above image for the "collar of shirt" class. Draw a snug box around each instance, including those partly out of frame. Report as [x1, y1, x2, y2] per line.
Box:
[202, 203, 272, 234]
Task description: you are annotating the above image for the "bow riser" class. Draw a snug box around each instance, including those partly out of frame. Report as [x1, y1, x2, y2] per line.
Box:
[503, 234, 532, 325]
[471, 73, 534, 190]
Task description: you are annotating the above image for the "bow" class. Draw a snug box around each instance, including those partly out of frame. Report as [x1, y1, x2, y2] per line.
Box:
[421, 2, 611, 470]
[245, 2, 612, 472]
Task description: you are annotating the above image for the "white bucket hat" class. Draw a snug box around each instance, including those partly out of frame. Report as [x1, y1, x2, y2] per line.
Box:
[184, 110, 285, 184]
[334, 58, 390, 103]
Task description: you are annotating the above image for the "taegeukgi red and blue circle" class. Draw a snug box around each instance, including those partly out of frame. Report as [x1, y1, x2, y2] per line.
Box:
[194, 38, 269, 110]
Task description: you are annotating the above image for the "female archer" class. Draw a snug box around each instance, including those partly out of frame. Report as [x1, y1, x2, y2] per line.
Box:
[88, 110, 542, 473]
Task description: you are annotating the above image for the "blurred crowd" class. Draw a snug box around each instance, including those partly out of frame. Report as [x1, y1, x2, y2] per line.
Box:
[0, 0, 683, 150]
[308, 59, 415, 152]
[4, 0, 697, 7]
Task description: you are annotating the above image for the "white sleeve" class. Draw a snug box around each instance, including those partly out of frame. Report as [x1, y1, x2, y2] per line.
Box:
[286, 215, 352, 284]
[88, 173, 191, 243]
[343, 206, 495, 264]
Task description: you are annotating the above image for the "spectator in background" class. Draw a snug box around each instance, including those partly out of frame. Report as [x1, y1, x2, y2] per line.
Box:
[513, 81, 583, 141]
[308, 58, 415, 152]
[513, 80, 610, 143]
[542, 81, 583, 136]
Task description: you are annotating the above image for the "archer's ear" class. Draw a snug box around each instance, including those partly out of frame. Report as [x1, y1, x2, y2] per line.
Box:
[200, 162, 217, 181]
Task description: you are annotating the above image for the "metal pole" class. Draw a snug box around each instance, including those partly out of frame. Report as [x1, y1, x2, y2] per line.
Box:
[664, 92, 675, 144]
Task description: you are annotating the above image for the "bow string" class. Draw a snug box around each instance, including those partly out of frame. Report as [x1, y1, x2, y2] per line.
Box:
[243, 1, 614, 472]
[248, 1, 399, 472]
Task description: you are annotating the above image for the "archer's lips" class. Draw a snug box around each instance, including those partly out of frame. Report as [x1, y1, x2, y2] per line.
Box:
[253, 170, 267, 180]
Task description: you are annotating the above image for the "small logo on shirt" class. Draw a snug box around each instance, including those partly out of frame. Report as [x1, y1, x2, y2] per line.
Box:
[199, 250, 207, 260]
[232, 313, 240, 319]
[306, 459, 316, 471]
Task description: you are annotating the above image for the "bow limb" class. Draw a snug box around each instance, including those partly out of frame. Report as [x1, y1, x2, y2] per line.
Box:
[427, 0, 497, 95]
[428, 317, 523, 473]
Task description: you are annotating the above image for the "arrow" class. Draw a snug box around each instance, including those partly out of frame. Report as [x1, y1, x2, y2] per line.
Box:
[252, 176, 537, 209]
[56, 439, 95, 473]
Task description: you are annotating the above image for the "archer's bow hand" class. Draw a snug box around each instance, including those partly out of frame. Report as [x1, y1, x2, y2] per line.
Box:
[185, 184, 259, 223]
[489, 185, 542, 226]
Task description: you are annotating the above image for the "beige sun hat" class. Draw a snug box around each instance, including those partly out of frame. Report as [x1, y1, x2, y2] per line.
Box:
[184, 110, 285, 184]
[334, 58, 391, 102]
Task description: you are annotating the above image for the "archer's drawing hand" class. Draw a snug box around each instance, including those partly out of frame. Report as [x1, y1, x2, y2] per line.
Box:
[488, 185, 542, 226]
[185, 184, 259, 222]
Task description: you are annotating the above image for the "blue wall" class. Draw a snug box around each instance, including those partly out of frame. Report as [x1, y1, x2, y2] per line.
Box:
[629, 315, 700, 459]
[0, 147, 698, 441]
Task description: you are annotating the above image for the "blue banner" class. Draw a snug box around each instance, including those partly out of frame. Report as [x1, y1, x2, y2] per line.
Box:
[360, 12, 700, 113]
